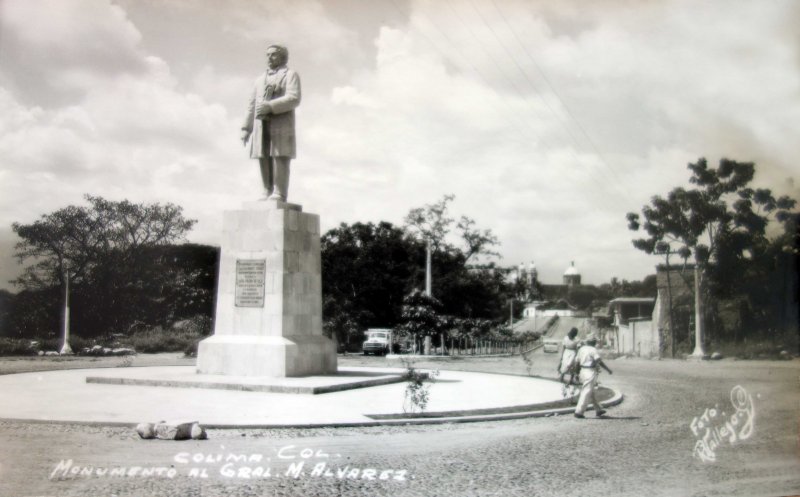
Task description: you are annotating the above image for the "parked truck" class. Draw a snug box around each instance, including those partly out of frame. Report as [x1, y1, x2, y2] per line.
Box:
[362, 328, 393, 356]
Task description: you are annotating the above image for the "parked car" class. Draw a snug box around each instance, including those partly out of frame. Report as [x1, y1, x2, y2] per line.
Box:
[362, 329, 393, 356]
[543, 338, 560, 353]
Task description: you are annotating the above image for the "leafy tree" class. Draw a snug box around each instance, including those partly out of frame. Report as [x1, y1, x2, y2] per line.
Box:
[321, 201, 508, 351]
[435, 262, 513, 321]
[395, 289, 449, 352]
[732, 212, 799, 337]
[321, 222, 423, 347]
[627, 158, 796, 341]
[2, 288, 61, 338]
[12, 195, 196, 290]
[404, 194, 500, 262]
[321, 297, 361, 351]
[10, 195, 199, 337]
[0, 290, 12, 336]
[456, 216, 500, 262]
[404, 194, 456, 253]
[134, 244, 218, 324]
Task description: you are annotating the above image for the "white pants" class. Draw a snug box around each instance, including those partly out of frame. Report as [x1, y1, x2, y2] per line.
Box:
[575, 368, 600, 415]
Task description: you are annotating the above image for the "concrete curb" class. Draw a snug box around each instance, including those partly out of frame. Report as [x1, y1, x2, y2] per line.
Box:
[198, 389, 624, 429]
[0, 386, 624, 430]
[385, 353, 515, 361]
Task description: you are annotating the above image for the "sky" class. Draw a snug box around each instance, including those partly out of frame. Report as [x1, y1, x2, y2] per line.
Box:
[1, 0, 798, 292]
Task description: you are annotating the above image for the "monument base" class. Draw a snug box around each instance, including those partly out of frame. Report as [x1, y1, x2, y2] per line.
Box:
[197, 335, 336, 378]
[196, 199, 337, 378]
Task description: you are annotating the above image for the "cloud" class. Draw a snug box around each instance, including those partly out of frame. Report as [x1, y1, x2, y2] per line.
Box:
[1, 0, 798, 291]
[0, 0, 147, 105]
[294, 0, 799, 284]
[0, 0, 250, 254]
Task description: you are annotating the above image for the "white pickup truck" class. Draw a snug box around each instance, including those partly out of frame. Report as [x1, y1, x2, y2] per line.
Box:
[362, 329, 393, 356]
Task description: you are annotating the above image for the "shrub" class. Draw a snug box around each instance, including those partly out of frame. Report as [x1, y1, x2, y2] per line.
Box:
[0, 338, 38, 356]
[401, 359, 439, 413]
[39, 336, 93, 352]
[127, 327, 204, 353]
[0, 336, 98, 356]
[170, 314, 212, 336]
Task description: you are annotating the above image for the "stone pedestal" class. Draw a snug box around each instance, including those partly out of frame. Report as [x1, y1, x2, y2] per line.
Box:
[197, 200, 337, 377]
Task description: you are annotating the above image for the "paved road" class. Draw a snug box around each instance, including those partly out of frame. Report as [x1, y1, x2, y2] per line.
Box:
[511, 315, 589, 337]
[543, 316, 590, 340]
[0, 353, 797, 497]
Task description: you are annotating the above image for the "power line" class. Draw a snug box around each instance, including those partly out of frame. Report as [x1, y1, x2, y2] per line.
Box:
[438, 0, 631, 207]
[465, 0, 631, 206]
[385, 0, 549, 149]
[386, 0, 632, 213]
[487, 0, 628, 188]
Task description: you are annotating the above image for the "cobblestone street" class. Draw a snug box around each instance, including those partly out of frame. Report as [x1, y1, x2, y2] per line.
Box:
[0, 353, 797, 497]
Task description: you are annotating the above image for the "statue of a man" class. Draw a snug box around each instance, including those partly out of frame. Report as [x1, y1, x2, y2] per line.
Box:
[241, 45, 301, 202]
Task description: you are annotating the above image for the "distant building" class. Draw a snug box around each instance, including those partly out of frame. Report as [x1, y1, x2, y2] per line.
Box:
[607, 265, 696, 358]
[563, 261, 581, 287]
[609, 297, 658, 357]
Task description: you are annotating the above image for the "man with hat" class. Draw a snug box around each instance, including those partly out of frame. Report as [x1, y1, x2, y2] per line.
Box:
[573, 334, 613, 418]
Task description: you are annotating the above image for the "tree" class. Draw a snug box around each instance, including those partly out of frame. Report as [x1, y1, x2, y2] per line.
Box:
[395, 289, 450, 353]
[435, 262, 512, 321]
[0, 290, 13, 336]
[320, 219, 512, 350]
[404, 194, 500, 263]
[627, 158, 796, 346]
[732, 212, 799, 337]
[12, 195, 196, 290]
[136, 244, 218, 324]
[321, 222, 423, 348]
[10, 195, 198, 336]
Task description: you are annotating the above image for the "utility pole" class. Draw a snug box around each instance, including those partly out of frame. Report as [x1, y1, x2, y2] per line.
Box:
[423, 239, 432, 355]
[425, 239, 432, 297]
[60, 265, 73, 355]
[689, 264, 706, 359]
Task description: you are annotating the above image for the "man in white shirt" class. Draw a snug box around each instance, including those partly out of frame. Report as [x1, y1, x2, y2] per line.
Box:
[573, 335, 613, 418]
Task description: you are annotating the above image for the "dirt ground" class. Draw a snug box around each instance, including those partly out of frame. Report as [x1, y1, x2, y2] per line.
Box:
[0, 352, 797, 497]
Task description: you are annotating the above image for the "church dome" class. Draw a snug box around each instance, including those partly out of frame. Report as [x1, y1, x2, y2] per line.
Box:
[564, 261, 580, 276]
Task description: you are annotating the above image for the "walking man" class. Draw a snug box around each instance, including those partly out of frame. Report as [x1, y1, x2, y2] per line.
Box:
[573, 335, 613, 418]
[241, 44, 301, 201]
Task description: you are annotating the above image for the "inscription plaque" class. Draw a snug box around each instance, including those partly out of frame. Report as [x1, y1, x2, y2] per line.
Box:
[235, 259, 266, 307]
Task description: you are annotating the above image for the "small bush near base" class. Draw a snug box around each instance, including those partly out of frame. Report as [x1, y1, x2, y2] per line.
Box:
[401, 359, 439, 414]
[0, 338, 39, 356]
[0, 336, 96, 356]
[127, 327, 205, 353]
